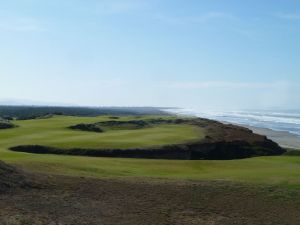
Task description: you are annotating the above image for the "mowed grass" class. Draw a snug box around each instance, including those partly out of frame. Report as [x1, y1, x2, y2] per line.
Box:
[2, 151, 300, 189]
[0, 115, 299, 190]
[0, 115, 203, 149]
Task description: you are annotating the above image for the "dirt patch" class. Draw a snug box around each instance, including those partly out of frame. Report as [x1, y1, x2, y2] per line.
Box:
[0, 171, 299, 225]
[0, 161, 40, 192]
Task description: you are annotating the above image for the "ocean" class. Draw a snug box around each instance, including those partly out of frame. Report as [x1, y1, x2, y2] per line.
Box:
[165, 108, 300, 137]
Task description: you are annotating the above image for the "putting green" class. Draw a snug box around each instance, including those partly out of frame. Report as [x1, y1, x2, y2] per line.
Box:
[0, 115, 203, 149]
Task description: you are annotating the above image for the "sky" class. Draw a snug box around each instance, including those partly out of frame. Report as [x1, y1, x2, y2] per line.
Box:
[1, 0, 300, 110]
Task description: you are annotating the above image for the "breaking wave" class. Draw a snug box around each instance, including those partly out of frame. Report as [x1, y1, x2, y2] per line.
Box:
[165, 108, 300, 136]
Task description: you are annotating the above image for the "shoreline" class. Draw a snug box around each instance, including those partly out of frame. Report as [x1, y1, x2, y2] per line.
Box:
[197, 116, 300, 150]
[168, 110, 300, 150]
[241, 125, 300, 150]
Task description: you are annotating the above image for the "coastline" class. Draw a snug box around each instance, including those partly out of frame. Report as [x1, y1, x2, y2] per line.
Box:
[242, 125, 300, 150]
[163, 109, 300, 150]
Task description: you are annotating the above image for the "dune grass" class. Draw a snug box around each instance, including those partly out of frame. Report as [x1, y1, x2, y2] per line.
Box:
[0, 115, 299, 190]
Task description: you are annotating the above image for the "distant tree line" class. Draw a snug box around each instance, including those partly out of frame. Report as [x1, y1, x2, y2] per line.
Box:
[0, 106, 169, 120]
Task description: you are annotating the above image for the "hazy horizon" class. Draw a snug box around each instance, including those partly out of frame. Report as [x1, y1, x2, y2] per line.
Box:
[1, 98, 300, 113]
[1, 0, 300, 110]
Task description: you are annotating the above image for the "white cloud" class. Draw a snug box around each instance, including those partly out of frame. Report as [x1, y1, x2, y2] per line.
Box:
[165, 81, 292, 89]
[0, 17, 44, 32]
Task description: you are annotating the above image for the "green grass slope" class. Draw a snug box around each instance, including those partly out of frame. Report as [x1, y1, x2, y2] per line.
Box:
[2, 151, 300, 189]
[0, 115, 299, 190]
[0, 116, 202, 149]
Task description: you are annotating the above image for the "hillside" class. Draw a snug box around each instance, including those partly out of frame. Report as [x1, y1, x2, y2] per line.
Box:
[0, 113, 299, 225]
[1, 172, 299, 225]
[0, 161, 37, 192]
[2, 115, 284, 160]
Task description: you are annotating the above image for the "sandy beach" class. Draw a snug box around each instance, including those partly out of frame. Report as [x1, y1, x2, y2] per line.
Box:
[243, 125, 300, 150]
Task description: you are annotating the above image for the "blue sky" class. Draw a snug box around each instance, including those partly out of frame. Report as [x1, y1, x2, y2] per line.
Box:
[1, 0, 300, 110]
